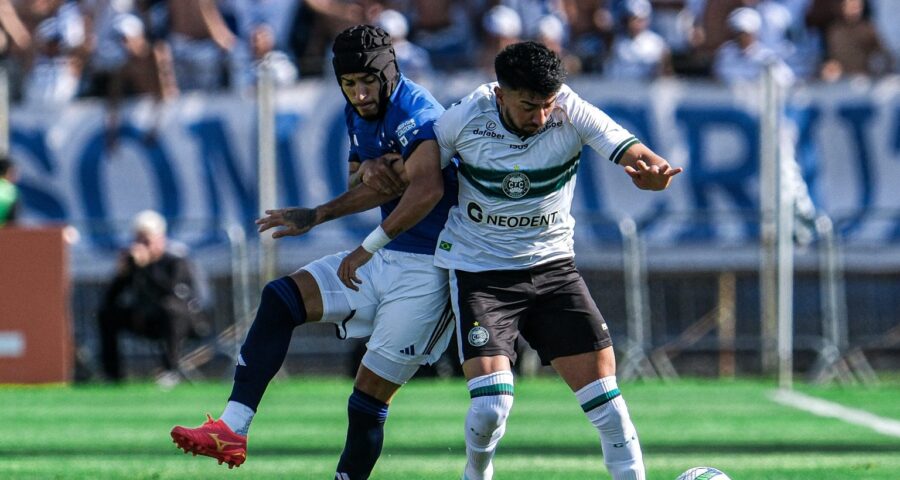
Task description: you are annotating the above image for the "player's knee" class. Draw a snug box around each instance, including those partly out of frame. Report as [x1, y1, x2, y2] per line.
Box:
[261, 278, 286, 302]
[259, 277, 305, 326]
[596, 346, 617, 375]
[467, 396, 513, 439]
[290, 270, 323, 321]
[360, 349, 419, 386]
[258, 282, 287, 322]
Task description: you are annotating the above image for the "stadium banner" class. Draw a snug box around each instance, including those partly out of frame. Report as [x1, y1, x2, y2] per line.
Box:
[9, 76, 900, 274]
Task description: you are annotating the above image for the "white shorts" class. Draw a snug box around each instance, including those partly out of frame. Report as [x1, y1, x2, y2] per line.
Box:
[303, 249, 454, 369]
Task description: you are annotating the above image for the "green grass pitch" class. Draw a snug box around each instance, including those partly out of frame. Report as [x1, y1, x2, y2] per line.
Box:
[2, 377, 899, 479]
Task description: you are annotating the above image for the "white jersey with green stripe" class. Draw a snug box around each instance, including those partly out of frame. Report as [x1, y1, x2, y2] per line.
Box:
[433, 82, 638, 272]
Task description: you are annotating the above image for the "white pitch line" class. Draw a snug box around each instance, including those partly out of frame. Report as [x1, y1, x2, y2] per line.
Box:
[770, 389, 900, 438]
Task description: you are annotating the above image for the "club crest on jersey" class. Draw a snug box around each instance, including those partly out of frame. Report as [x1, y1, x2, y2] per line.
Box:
[468, 326, 489, 347]
[502, 172, 530, 199]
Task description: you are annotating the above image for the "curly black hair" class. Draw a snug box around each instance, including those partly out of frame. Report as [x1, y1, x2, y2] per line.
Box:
[494, 41, 566, 97]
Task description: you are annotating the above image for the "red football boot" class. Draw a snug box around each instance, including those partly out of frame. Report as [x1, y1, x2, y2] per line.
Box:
[171, 414, 247, 468]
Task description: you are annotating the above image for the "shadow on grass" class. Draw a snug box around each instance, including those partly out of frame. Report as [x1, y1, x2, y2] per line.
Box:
[6, 442, 900, 458]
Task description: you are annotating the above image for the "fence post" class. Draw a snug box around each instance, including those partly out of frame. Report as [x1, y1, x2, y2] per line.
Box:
[772, 66, 795, 390]
[227, 224, 252, 359]
[760, 62, 795, 389]
[618, 217, 674, 380]
[808, 215, 877, 384]
[717, 272, 737, 378]
[257, 59, 277, 284]
[759, 62, 778, 376]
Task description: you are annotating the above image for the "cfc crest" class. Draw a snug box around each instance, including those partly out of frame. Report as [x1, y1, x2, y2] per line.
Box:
[468, 326, 489, 347]
[501, 172, 530, 199]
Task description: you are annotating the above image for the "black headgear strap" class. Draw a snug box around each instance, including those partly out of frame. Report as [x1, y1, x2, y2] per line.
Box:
[332, 25, 400, 118]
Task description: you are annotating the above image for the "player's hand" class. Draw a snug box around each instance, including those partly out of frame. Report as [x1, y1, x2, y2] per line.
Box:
[359, 154, 406, 196]
[256, 207, 320, 238]
[337, 246, 373, 291]
[624, 160, 683, 191]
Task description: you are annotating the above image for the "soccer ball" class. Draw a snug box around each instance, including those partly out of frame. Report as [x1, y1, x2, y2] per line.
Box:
[675, 466, 731, 480]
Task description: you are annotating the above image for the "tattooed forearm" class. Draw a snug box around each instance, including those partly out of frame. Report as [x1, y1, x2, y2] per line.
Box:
[284, 207, 318, 230]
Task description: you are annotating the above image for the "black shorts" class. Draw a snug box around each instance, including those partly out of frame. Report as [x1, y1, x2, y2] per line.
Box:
[450, 257, 613, 365]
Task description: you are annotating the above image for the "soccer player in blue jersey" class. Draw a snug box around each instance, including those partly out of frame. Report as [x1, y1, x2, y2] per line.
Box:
[171, 25, 457, 479]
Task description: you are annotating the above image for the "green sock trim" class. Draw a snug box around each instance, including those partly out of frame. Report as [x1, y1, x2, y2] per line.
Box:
[580, 388, 621, 412]
[469, 383, 514, 398]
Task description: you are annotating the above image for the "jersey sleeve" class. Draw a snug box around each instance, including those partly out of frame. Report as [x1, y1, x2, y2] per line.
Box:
[566, 87, 640, 164]
[434, 100, 469, 169]
[394, 110, 438, 160]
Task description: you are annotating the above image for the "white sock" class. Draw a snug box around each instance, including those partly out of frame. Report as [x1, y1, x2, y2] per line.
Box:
[220, 400, 254, 436]
[463, 371, 514, 480]
[576, 376, 645, 480]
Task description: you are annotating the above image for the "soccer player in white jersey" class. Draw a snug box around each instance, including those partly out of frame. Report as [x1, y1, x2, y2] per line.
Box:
[433, 42, 682, 480]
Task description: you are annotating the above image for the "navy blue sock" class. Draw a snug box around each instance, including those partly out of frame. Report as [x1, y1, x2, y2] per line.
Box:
[335, 388, 390, 480]
[229, 276, 306, 411]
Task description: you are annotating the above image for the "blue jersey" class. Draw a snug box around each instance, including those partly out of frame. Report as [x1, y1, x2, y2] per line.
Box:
[345, 75, 458, 255]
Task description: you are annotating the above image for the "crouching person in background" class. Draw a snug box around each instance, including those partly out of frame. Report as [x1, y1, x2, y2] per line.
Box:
[97, 210, 208, 385]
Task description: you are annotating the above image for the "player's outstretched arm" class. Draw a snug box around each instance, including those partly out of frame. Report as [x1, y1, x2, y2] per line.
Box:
[256, 184, 399, 239]
[337, 139, 443, 289]
[256, 207, 320, 238]
[256, 154, 408, 238]
[619, 143, 683, 191]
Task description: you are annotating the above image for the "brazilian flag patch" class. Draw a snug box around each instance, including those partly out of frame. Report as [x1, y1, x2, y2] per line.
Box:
[439, 241, 453, 252]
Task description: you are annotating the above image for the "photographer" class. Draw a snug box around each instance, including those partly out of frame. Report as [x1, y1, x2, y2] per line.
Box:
[97, 210, 207, 384]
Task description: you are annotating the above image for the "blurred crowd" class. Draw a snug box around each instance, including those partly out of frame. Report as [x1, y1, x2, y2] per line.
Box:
[1, 0, 898, 106]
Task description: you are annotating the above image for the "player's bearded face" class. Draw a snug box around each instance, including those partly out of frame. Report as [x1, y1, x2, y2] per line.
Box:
[496, 86, 558, 136]
[340, 73, 382, 118]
